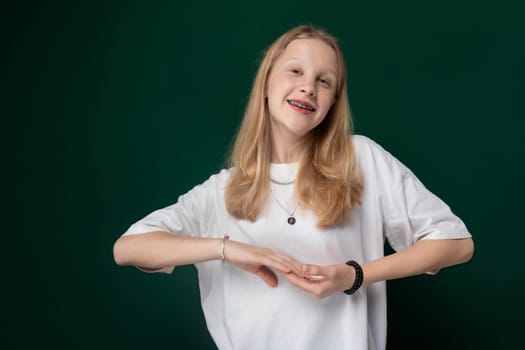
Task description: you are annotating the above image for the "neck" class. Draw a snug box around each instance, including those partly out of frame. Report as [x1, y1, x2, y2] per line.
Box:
[271, 130, 306, 163]
[272, 140, 304, 163]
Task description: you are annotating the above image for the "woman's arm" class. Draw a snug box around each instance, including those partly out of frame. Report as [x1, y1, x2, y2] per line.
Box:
[361, 237, 474, 285]
[113, 231, 223, 269]
[113, 231, 304, 287]
[284, 238, 474, 299]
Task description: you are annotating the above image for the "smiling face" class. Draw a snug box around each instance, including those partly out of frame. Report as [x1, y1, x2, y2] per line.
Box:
[266, 38, 338, 151]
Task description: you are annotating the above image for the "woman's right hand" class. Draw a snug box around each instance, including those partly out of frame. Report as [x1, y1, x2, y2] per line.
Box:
[223, 240, 304, 287]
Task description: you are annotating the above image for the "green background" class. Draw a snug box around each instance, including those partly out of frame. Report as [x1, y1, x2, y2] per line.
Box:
[6, 0, 524, 349]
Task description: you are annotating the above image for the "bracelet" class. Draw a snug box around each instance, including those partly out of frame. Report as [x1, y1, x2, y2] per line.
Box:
[221, 235, 230, 263]
[343, 260, 363, 295]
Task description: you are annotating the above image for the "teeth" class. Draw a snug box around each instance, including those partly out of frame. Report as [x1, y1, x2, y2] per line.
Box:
[289, 100, 315, 111]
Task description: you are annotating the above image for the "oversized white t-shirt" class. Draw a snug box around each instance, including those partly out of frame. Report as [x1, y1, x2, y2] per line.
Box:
[123, 135, 471, 350]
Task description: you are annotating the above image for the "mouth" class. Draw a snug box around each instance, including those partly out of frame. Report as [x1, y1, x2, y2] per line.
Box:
[287, 99, 316, 114]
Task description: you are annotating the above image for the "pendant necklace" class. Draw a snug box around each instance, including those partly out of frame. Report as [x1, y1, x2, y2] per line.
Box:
[269, 186, 299, 225]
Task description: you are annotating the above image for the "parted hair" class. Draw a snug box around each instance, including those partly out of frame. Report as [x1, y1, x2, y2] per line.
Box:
[225, 25, 363, 228]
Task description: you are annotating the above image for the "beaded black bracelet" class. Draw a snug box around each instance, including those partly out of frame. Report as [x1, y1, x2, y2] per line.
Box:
[343, 260, 363, 295]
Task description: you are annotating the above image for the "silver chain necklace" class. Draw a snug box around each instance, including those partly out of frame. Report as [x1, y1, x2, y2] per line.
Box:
[269, 187, 298, 225]
[269, 177, 295, 186]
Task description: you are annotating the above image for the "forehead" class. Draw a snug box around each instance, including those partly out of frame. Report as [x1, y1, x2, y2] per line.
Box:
[276, 38, 338, 73]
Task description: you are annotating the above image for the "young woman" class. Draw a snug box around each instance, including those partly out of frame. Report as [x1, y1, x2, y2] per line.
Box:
[113, 25, 474, 350]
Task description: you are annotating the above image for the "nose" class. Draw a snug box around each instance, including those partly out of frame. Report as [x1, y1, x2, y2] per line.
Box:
[301, 86, 316, 97]
[300, 78, 316, 97]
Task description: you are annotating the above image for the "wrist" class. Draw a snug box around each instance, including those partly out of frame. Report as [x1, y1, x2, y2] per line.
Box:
[220, 235, 230, 263]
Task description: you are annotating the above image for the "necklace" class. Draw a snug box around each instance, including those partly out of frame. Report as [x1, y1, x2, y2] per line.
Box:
[269, 177, 295, 186]
[269, 187, 298, 225]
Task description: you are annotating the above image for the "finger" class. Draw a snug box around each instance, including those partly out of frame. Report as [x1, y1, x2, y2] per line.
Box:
[285, 271, 321, 289]
[262, 256, 290, 274]
[284, 272, 306, 290]
[302, 264, 326, 280]
[285, 273, 328, 299]
[254, 266, 278, 287]
[274, 255, 304, 277]
[308, 274, 326, 281]
[264, 256, 302, 277]
[302, 264, 321, 274]
[294, 272, 336, 296]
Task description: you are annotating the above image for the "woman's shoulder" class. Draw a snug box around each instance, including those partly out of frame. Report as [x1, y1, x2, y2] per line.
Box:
[352, 134, 408, 175]
[174, 168, 233, 201]
[352, 134, 389, 158]
[198, 168, 234, 189]
[352, 134, 391, 151]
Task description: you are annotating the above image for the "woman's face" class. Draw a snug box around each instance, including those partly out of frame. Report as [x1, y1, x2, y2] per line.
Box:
[266, 38, 338, 144]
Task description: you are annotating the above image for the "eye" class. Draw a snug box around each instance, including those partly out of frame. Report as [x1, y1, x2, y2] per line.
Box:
[318, 77, 331, 87]
[289, 68, 301, 75]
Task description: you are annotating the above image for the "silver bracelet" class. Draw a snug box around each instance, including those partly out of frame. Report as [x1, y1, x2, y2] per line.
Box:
[221, 235, 230, 263]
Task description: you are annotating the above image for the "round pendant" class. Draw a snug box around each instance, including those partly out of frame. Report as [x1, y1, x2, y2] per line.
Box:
[287, 217, 296, 225]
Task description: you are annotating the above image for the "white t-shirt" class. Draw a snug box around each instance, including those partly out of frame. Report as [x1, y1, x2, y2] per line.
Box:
[123, 135, 471, 350]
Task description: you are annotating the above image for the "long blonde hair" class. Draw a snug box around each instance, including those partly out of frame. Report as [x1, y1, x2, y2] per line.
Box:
[225, 25, 363, 228]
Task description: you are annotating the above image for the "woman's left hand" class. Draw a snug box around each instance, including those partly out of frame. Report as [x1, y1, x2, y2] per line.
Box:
[284, 263, 356, 299]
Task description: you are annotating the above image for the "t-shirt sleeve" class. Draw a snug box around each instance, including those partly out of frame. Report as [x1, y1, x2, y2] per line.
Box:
[356, 136, 472, 254]
[124, 193, 203, 239]
[123, 170, 227, 238]
[120, 171, 227, 273]
[383, 167, 472, 253]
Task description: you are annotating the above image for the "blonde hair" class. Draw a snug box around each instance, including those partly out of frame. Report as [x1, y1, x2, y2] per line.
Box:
[225, 25, 363, 228]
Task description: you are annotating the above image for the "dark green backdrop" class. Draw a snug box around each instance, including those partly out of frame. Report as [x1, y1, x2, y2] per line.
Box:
[6, 0, 524, 349]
